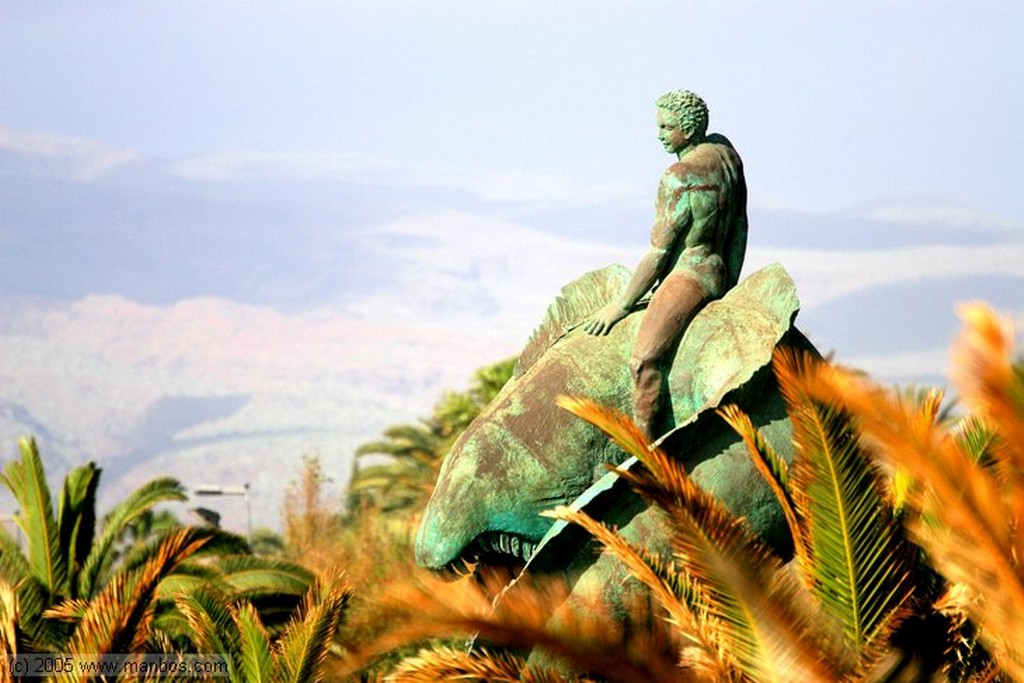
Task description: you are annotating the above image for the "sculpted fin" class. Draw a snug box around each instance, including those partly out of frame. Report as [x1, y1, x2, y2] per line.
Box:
[513, 264, 632, 378]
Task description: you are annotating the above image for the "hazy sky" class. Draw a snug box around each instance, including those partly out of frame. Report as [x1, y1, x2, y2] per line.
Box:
[3, 1, 1022, 531]
[3, 1, 1022, 220]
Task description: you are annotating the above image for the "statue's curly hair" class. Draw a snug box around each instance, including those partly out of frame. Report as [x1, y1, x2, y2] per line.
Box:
[655, 90, 709, 139]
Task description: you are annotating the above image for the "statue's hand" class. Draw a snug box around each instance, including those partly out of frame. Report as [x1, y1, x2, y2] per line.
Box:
[583, 302, 629, 336]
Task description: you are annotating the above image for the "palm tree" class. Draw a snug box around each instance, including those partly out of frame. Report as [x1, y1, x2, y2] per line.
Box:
[174, 566, 352, 682]
[0, 438, 190, 651]
[0, 438, 315, 656]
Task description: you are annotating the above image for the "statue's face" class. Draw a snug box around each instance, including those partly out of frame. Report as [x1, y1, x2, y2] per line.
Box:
[657, 107, 691, 155]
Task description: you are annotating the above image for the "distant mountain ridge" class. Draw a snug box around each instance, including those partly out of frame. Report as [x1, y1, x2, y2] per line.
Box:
[2, 131, 1022, 532]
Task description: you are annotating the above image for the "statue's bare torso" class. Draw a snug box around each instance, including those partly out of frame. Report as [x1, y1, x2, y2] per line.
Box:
[584, 92, 748, 439]
[653, 141, 746, 297]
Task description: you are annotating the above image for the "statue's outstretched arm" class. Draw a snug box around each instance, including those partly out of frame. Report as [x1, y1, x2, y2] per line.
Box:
[583, 246, 668, 336]
[583, 173, 690, 337]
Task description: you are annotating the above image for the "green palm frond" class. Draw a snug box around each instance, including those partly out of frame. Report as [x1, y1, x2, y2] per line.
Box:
[78, 476, 187, 598]
[174, 585, 243, 679]
[1, 438, 67, 598]
[153, 562, 227, 601]
[0, 529, 31, 586]
[215, 555, 313, 600]
[952, 414, 1000, 465]
[56, 462, 100, 597]
[718, 403, 808, 572]
[275, 567, 351, 683]
[7, 575, 66, 652]
[800, 304, 1024, 678]
[64, 528, 210, 660]
[236, 602, 274, 683]
[356, 424, 441, 463]
[774, 349, 915, 652]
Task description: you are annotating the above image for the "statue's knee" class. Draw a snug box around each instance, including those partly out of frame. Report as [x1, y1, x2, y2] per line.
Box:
[630, 354, 660, 385]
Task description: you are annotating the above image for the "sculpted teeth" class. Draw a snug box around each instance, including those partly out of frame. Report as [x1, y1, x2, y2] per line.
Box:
[469, 532, 536, 562]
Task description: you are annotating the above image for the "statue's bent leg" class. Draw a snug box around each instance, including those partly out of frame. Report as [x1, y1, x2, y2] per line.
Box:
[630, 274, 709, 440]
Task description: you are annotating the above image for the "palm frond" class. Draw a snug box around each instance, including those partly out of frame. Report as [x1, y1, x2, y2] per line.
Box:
[774, 348, 915, 651]
[236, 602, 274, 683]
[0, 580, 18, 659]
[7, 575, 66, 652]
[561, 394, 841, 682]
[951, 415, 1000, 465]
[0, 529, 31, 585]
[545, 505, 729, 680]
[42, 597, 90, 622]
[215, 555, 314, 600]
[628, 468, 838, 681]
[275, 566, 351, 683]
[56, 462, 100, 597]
[555, 395, 653, 462]
[362, 575, 681, 683]
[1, 438, 67, 597]
[718, 403, 808, 572]
[389, 644, 581, 683]
[78, 476, 187, 598]
[154, 562, 226, 601]
[64, 528, 209, 659]
[174, 586, 242, 679]
[799, 316, 1024, 679]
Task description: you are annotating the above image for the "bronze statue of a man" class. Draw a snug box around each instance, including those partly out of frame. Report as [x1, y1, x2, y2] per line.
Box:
[583, 89, 748, 440]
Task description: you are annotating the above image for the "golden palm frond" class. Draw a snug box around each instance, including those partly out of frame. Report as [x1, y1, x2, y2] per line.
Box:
[41, 597, 90, 623]
[558, 395, 842, 683]
[555, 395, 654, 462]
[717, 404, 810, 577]
[355, 572, 680, 683]
[386, 644, 590, 683]
[0, 580, 18, 661]
[62, 528, 209, 665]
[951, 303, 1024, 470]
[799, 303, 1024, 679]
[545, 505, 728, 681]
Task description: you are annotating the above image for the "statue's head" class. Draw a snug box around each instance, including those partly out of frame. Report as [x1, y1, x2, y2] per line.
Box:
[655, 89, 709, 140]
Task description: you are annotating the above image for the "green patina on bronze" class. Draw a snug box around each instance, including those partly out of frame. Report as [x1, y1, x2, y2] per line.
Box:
[414, 90, 822, 650]
[414, 262, 808, 571]
[582, 89, 748, 440]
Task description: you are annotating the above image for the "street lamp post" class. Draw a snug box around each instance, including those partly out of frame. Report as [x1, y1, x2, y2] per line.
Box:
[194, 483, 251, 541]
